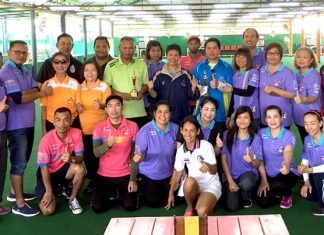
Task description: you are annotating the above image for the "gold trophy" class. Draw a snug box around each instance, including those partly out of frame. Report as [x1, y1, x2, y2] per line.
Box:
[201, 70, 209, 96]
[130, 71, 138, 98]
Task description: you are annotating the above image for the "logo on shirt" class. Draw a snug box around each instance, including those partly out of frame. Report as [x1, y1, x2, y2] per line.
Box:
[282, 112, 287, 119]
[274, 80, 280, 87]
[149, 130, 157, 136]
[251, 73, 258, 83]
[313, 83, 320, 94]
[162, 80, 165, 86]
[4, 79, 16, 88]
[103, 127, 111, 132]
[123, 128, 130, 136]
[277, 146, 283, 153]
[184, 158, 190, 164]
[67, 97, 74, 104]
[321, 155, 324, 161]
[250, 106, 256, 112]
[197, 155, 204, 162]
[261, 134, 268, 139]
[255, 64, 260, 70]
[51, 145, 58, 150]
[70, 65, 76, 73]
[181, 80, 187, 87]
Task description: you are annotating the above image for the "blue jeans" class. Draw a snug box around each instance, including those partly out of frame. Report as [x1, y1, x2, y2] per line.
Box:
[8, 127, 34, 175]
[306, 173, 324, 208]
[0, 131, 7, 202]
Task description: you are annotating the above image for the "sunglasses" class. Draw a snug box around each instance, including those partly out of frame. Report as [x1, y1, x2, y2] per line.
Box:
[52, 60, 68, 65]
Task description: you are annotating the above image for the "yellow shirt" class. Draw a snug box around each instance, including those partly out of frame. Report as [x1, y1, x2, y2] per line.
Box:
[79, 80, 111, 135]
[41, 75, 81, 123]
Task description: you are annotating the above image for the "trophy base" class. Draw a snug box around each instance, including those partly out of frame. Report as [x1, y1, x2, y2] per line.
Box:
[130, 90, 138, 98]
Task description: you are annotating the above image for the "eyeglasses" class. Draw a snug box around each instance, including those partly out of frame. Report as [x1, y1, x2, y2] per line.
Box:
[11, 50, 28, 56]
[52, 60, 68, 65]
[267, 52, 280, 57]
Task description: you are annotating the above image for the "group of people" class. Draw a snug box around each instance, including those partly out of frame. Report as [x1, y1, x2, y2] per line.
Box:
[0, 28, 324, 219]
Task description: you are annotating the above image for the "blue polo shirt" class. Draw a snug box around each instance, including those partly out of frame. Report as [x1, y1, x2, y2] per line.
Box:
[259, 64, 297, 127]
[221, 131, 263, 179]
[152, 65, 195, 124]
[0, 84, 6, 131]
[0, 60, 38, 131]
[258, 127, 298, 177]
[135, 120, 179, 180]
[253, 47, 266, 70]
[302, 133, 324, 167]
[193, 58, 233, 122]
[233, 68, 260, 119]
[293, 67, 321, 126]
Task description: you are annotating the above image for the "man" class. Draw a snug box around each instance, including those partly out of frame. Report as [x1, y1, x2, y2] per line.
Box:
[36, 33, 83, 83]
[179, 35, 204, 73]
[35, 107, 86, 215]
[0, 40, 53, 217]
[91, 95, 138, 213]
[87, 36, 114, 80]
[243, 28, 266, 70]
[193, 38, 233, 131]
[103, 36, 148, 128]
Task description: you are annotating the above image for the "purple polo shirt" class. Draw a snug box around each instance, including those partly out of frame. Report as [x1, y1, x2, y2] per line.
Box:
[258, 127, 298, 177]
[253, 47, 266, 70]
[0, 60, 37, 131]
[147, 60, 165, 81]
[135, 120, 179, 180]
[233, 68, 260, 119]
[259, 64, 297, 127]
[293, 68, 321, 126]
[302, 133, 324, 167]
[221, 131, 263, 179]
[197, 114, 215, 141]
[0, 84, 6, 131]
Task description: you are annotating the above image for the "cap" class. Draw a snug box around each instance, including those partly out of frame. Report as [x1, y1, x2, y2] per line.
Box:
[187, 35, 200, 43]
[105, 94, 123, 105]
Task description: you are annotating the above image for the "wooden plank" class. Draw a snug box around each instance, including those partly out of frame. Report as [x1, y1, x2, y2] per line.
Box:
[207, 216, 219, 235]
[238, 215, 264, 235]
[130, 217, 155, 235]
[152, 217, 175, 235]
[184, 216, 199, 235]
[175, 216, 184, 235]
[104, 218, 135, 235]
[199, 216, 207, 235]
[217, 216, 241, 235]
[259, 214, 290, 235]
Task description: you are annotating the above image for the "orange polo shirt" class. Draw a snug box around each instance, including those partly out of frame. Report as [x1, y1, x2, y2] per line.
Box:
[41, 75, 81, 123]
[79, 80, 111, 135]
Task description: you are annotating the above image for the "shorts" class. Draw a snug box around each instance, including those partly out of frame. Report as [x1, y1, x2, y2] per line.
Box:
[197, 178, 222, 200]
[35, 163, 72, 201]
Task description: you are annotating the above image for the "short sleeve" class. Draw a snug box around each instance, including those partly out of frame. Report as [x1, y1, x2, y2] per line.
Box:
[93, 123, 103, 142]
[203, 141, 217, 165]
[250, 135, 263, 160]
[285, 131, 296, 148]
[103, 83, 112, 100]
[73, 129, 84, 155]
[284, 68, 297, 96]
[135, 127, 148, 155]
[75, 83, 81, 103]
[307, 72, 321, 98]
[36, 137, 51, 166]
[141, 62, 148, 85]
[247, 69, 259, 88]
[174, 147, 185, 171]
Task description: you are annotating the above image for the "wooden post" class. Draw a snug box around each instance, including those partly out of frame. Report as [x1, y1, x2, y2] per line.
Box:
[316, 15, 321, 63]
[289, 19, 293, 55]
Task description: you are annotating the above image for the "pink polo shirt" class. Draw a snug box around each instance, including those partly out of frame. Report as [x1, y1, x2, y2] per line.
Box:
[93, 116, 138, 177]
[37, 128, 84, 173]
[179, 53, 205, 73]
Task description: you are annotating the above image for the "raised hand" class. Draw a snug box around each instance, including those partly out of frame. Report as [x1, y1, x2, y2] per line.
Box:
[294, 90, 302, 104]
[93, 98, 100, 110]
[107, 135, 116, 148]
[41, 81, 53, 96]
[216, 133, 223, 148]
[243, 147, 254, 163]
[133, 149, 143, 163]
[210, 75, 218, 89]
[280, 161, 289, 175]
[61, 146, 71, 163]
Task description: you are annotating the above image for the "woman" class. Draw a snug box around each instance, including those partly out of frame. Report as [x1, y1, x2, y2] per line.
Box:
[166, 116, 222, 216]
[256, 105, 299, 209]
[41, 52, 81, 135]
[221, 106, 262, 211]
[293, 47, 321, 143]
[148, 44, 198, 124]
[133, 100, 178, 207]
[259, 42, 297, 129]
[79, 60, 111, 193]
[144, 40, 165, 117]
[227, 48, 260, 128]
[298, 110, 324, 216]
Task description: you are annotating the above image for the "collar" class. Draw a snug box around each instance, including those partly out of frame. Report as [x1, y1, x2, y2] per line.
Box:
[310, 132, 324, 146]
[7, 60, 25, 72]
[161, 64, 182, 78]
[265, 126, 285, 139]
[151, 120, 170, 136]
[203, 57, 220, 66]
[264, 63, 285, 73]
[296, 67, 314, 79]
[81, 79, 101, 88]
[254, 47, 261, 56]
[197, 115, 215, 130]
[183, 139, 200, 153]
[53, 128, 71, 145]
[107, 116, 127, 129]
[147, 60, 163, 66]
[234, 132, 251, 141]
[118, 56, 135, 65]
[54, 74, 70, 84]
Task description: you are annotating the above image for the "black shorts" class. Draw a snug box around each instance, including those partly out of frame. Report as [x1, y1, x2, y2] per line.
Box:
[35, 163, 72, 201]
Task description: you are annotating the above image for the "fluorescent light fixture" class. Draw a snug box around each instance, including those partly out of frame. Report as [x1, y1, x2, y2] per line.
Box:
[8, 0, 47, 3]
[114, 11, 147, 15]
[76, 12, 103, 16]
[50, 6, 80, 11]
[211, 9, 236, 14]
[214, 4, 244, 8]
[159, 5, 189, 10]
[257, 8, 283, 12]
[303, 6, 324, 11]
[275, 14, 294, 18]
[269, 2, 299, 7]
[104, 6, 134, 11]
[167, 10, 191, 14]
[208, 14, 230, 19]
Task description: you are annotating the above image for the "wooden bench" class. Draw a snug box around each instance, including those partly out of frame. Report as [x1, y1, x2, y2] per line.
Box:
[104, 214, 289, 235]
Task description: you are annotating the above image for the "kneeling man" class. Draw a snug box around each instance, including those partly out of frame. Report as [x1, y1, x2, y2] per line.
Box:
[35, 107, 86, 215]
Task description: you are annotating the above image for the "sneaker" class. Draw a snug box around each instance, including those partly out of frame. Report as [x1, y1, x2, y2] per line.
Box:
[69, 197, 83, 215]
[62, 186, 72, 200]
[184, 209, 194, 216]
[280, 196, 293, 209]
[242, 199, 253, 208]
[7, 192, 36, 202]
[313, 207, 324, 216]
[12, 203, 39, 217]
[0, 205, 11, 215]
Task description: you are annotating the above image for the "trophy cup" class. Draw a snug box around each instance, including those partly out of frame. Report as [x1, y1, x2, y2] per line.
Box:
[201, 70, 209, 96]
[130, 71, 138, 98]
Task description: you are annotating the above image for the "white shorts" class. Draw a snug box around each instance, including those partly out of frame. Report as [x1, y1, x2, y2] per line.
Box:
[197, 178, 222, 200]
